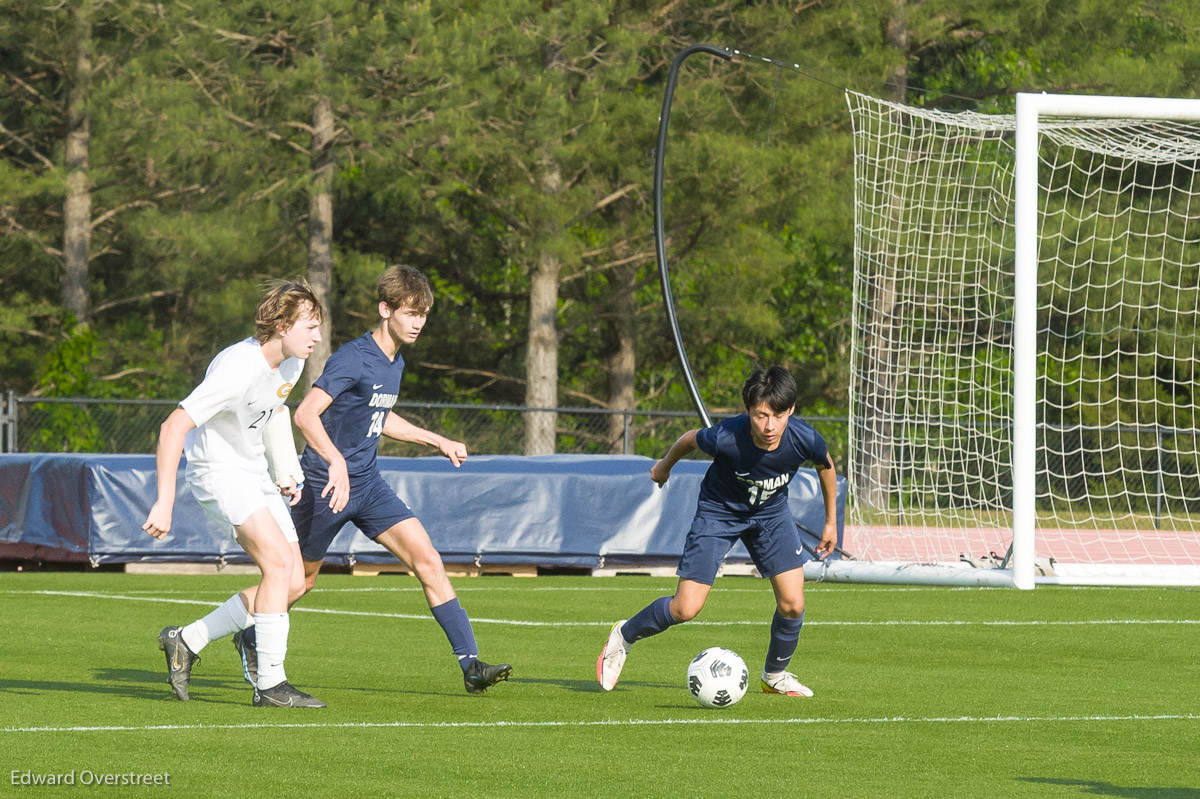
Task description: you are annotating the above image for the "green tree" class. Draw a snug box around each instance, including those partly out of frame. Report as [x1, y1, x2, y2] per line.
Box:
[354, 1, 666, 452]
[0, 0, 201, 398]
[4, 0, 1200, 462]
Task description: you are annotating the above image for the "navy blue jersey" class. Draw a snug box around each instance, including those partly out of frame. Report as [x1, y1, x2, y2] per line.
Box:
[693, 415, 830, 517]
[300, 332, 404, 482]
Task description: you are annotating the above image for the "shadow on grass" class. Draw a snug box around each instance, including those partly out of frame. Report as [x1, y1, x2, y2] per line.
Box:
[306, 682, 466, 699]
[98, 669, 443, 704]
[514, 676, 676, 694]
[1020, 778, 1200, 798]
[0, 668, 248, 705]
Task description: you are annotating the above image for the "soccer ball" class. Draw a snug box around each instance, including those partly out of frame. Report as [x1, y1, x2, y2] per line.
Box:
[686, 647, 749, 708]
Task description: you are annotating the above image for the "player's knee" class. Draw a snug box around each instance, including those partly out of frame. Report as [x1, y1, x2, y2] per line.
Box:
[777, 598, 805, 619]
[410, 552, 446, 583]
[256, 548, 293, 579]
[287, 575, 308, 605]
[670, 597, 704, 623]
[302, 570, 319, 594]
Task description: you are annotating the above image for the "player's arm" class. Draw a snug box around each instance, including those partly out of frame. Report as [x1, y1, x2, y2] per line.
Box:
[813, 454, 839, 558]
[142, 407, 196, 540]
[383, 411, 467, 467]
[293, 386, 351, 513]
[262, 405, 304, 506]
[650, 428, 699, 487]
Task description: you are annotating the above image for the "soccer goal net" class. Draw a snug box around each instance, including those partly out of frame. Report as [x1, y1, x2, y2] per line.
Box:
[843, 90, 1200, 587]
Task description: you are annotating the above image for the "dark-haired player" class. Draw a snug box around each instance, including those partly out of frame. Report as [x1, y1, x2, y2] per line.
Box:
[597, 366, 838, 697]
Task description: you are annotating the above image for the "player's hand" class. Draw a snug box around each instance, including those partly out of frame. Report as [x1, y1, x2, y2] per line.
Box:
[439, 437, 468, 468]
[142, 501, 173, 540]
[322, 457, 350, 514]
[650, 459, 671, 487]
[815, 522, 838, 559]
[280, 478, 303, 507]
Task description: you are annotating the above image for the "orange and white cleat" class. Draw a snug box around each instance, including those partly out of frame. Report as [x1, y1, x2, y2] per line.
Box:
[760, 669, 814, 697]
[596, 620, 630, 691]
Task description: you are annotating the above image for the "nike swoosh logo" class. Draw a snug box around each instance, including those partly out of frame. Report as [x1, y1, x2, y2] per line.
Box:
[372, 384, 384, 389]
[172, 649, 182, 670]
[796, 550, 804, 556]
[256, 691, 293, 707]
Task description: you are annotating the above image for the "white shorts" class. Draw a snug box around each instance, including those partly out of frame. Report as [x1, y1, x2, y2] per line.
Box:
[186, 468, 298, 543]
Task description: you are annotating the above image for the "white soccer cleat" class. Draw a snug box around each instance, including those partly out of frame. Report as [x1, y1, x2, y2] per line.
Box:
[596, 620, 630, 691]
[760, 669, 814, 697]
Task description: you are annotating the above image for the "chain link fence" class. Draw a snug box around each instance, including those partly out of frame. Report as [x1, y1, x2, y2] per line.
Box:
[1, 391, 849, 464]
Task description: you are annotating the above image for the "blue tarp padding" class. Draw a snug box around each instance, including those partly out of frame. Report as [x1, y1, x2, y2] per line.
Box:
[0, 453, 845, 568]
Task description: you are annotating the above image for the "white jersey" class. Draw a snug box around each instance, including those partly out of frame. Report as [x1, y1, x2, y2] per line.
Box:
[180, 338, 304, 479]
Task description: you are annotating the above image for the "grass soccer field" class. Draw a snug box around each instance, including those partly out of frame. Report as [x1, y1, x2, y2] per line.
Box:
[1, 572, 1197, 798]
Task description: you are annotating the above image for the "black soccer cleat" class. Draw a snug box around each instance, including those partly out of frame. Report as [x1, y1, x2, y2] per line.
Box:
[252, 680, 327, 708]
[463, 659, 513, 694]
[232, 627, 258, 687]
[157, 625, 199, 701]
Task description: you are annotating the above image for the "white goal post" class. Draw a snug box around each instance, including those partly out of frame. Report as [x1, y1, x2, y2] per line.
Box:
[844, 90, 1200, 588]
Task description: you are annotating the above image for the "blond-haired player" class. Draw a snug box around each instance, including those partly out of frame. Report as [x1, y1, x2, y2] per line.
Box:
[143, 279, 326, 708]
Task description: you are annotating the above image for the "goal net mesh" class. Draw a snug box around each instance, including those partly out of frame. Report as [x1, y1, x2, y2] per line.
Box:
[846, 91, 1200, 577]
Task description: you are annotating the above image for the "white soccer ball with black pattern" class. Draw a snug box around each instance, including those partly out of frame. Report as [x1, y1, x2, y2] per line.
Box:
[686, 647, 749, 708]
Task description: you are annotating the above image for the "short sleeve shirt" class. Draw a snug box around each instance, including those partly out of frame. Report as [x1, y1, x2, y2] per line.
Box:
[300, 332, 405, 483]
[180, 338, 304, 477]
[693, 414, 830, 518]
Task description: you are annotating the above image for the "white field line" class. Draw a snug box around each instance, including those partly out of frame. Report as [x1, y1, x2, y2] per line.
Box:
[13, 590, 1200, 628]
[3, 713, 1197, 735]
[5, 584, 1191, 595]
[299, 584, 1189, 593]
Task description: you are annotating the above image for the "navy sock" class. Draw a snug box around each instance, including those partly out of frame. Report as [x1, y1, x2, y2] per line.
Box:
[622, 596, 678, 644]
[764, 609, 804, 674]
[430, 598, 478, 673]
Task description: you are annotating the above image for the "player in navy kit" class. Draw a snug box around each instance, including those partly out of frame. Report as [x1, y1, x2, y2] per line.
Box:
[597, 366, 838, 697]
[233, 264, 512, 695]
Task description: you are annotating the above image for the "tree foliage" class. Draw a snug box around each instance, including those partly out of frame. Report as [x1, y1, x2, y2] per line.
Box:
[2, 0, 1197, 452]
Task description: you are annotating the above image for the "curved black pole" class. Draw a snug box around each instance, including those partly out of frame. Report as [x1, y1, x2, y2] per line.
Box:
[654, 44, 733, 429]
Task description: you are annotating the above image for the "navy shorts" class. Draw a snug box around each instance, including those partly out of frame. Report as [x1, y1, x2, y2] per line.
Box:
[676, 510, 808, 585]
[292, 472, 416, 562]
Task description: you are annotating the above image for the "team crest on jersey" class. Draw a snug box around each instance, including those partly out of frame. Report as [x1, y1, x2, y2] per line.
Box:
[277, 383, 294, 399]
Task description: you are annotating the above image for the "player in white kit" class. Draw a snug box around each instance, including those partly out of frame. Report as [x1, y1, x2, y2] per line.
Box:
[142, 279, 326, 708]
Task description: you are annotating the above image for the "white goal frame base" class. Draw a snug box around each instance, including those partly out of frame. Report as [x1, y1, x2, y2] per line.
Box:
[804, 560, 1200, 588]
[804, 560, 1018, 587]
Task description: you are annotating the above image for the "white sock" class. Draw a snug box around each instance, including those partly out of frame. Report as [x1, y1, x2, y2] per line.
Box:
[254, 612, 289, 690]
[181, 594, 253, 654]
